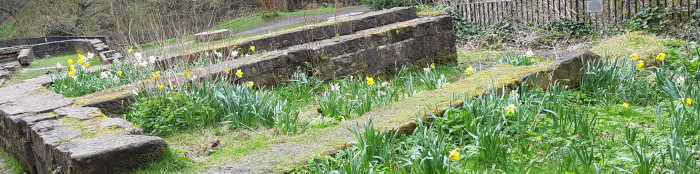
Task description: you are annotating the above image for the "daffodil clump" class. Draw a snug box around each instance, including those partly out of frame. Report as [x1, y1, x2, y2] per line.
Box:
[125, 78, 298, 136]
[50, 53, 143, 97]
[498, 50, 543, 66]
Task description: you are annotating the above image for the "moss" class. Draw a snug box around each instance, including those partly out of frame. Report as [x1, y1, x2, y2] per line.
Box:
[57, 110, 128, 141]
[72, 89, 132, 106]
[590, 31, 665, 65]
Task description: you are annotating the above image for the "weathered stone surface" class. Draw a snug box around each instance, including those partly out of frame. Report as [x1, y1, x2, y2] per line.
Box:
[528, 50, 600, 89]
[0, 79, 165, 174]
[194, 29, 231, 42]
[17, 48, 34, 66]
[159, 7, 418, 70]
[98, 118, 134, 128]
[55, 135, 167, 174]
[53, 107, 100, 120]
[0, 80, 72, 116]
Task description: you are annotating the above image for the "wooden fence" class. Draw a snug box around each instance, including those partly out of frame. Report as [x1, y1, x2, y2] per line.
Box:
[444, 0, 700, 28]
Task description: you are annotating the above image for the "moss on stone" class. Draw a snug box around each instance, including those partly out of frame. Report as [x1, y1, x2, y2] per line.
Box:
[590, 31, 664, 65]
[57, 111, 127, 142]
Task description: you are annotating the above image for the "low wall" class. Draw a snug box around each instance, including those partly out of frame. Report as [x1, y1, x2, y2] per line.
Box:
[157, 7, 418, 70]
[0, 37, 108, 48]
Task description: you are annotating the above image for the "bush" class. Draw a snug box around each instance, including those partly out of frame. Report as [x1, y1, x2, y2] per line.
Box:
[627, 6, 670, 32]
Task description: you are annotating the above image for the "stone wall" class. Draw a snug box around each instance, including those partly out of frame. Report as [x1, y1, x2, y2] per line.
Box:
[0, 77, 167, 174]
[0, 37, 108, 48]
[157, 7, 418, 70]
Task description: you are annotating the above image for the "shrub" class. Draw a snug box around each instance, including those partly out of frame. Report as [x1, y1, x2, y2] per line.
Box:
[627, 6, 670, 32]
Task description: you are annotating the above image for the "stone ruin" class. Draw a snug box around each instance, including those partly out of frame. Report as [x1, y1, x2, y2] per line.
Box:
[0, 7, 459, 173]
[0, 37, 122, 70]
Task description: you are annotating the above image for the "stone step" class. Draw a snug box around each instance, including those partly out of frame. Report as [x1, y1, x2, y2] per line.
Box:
[0, 77, 167, 174]
[205, 50, 600, 173]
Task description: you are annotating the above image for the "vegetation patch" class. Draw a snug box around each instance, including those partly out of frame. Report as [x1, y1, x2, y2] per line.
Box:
[0, 150, 23, 174]
[590, 31, 664, 64]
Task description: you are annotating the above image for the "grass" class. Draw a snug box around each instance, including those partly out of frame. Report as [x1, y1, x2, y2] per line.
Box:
[212, 7, 351, 33]
[0, 150, 23, 174]
[27, 52, 101, 69]
[0, 20, 18, 41]
[457, 49, 500, 62]
[591, 31, 665, 65]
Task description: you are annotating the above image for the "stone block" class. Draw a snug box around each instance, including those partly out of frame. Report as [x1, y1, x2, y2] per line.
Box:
[17, 48, 34, 66]
[55, 135, 167, 174]
[193, 29, 231, 42]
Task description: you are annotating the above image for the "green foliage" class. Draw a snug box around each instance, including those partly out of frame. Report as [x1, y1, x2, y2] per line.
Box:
[126, 147, 204, 174]
[549, 19, 596, 37]
[416, 5, 480, 38]
[0, 150, 23, 174]
[50, 59, 152, 97]
[125, 80, 301, 136]
[0, 20, 18, 41]
[498, 52, 539, 66]
[627, 6, 670, 32]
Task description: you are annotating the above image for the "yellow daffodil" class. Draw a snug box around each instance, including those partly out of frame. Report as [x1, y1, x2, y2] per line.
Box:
[250, 46, 256, 51]
[464, 66, 475, 75]
[505, 104, 516, 114]
[449, 148, 460, 160]
[185, 71, 191, 78]
[77, 59, 84, 65]
[656, 53, 666, 61]
[226, 68, 231, 74]
[68, 59, 74, 65]
[128, 48, 133, 54]
[79, 54, 84, 60]
[67, 71, 76, 77]
[85, 62, 90, 68]
[158, 84, 165, 91]
[623, 103, 629, 108]
[366, 77, 375, 85]
[156, 71, 161, 77]
[236, 69, 243, 78]
[679, 98, 692, 106]
[430, 63, 435, 69]
[69, 65, 75, 70]
[536, 137, 542, 141]
[630, 54, 639, 61]
[246, 81, 254, 88]
[117, 71, 123, 75]
[637, 61, 644, 69]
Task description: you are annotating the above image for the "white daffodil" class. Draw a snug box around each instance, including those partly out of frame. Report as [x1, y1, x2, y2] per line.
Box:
[330, 83, 340, 91]
[231, 50, 239, 58]
[148, 56, 156, 64]
[214, 50, 223, 58]
[675, 76, 686, 86]
[381, 81, 389, 87]
[423, 67, 431, 73]
[87, 52, 95, 60]
[132, 88, 139, 96]
[100, 71, 113, 78]
[56, 62, 62, 69]
[72, 76, 78, 81]
[134, 52, 142, 60]
[525, 50, 534, 57]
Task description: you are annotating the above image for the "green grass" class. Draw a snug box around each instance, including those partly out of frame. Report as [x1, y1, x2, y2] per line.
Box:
[212, 7, 350, 33]
[0, 150, 23, 174]
[0, 20, 18, 41]
[27, 52, 101, 69]
[457, 49, 500, 63]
